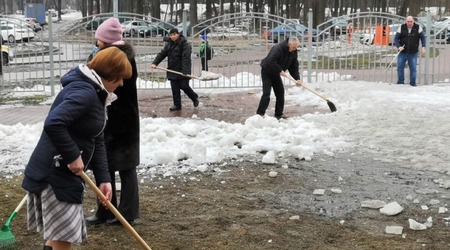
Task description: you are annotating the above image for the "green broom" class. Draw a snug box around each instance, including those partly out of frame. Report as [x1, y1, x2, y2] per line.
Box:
[0, 195, 27, 249]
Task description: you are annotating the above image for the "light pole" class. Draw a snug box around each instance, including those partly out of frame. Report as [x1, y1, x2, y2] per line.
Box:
[113, 0, 118, 16]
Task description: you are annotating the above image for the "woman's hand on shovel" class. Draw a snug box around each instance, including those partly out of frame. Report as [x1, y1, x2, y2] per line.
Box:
[98, 182, 112, 208]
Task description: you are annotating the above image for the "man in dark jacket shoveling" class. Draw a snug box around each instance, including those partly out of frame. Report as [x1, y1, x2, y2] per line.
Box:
[151, 28, 199, 111]
[256, 37, 303, 120]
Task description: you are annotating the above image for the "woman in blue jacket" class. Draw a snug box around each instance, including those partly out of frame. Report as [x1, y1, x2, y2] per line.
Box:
[22, 46, 132, 250]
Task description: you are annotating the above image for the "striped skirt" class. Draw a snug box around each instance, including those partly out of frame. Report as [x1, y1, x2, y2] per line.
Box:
[27, 185, 87, 244]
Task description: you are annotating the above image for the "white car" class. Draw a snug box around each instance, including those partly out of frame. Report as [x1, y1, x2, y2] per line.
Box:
[121, 20, 150, 37]
[1, 44, 14, 65]
[0, 23, 35, 43]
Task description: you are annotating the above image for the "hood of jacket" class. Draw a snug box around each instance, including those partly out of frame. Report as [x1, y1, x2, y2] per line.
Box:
[61, 64, 117, 106]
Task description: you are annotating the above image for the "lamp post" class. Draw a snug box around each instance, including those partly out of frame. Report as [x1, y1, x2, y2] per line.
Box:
[113, 0, 118, 17]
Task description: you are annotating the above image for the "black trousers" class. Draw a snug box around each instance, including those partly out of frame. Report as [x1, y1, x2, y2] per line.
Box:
[170, 78, 198, 108]
[95, 168, 139, 221]
[256, 71, 285, 117]
[201, 58, 208, 71]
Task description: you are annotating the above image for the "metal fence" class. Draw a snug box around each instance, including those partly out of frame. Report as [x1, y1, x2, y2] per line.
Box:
[0, 10, 449, 95]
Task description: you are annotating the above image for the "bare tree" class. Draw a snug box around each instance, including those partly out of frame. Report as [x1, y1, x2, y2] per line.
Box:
[190, 0, 198, 23]
[150, 0, 161, 19]
[311, 0, 326, 27]
[398, 0, 408, 16]
[444, 0, 450, 14]
[408, 0, 422, 16]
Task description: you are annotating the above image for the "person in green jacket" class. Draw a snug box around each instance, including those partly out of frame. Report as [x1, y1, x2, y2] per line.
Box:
[199, 34, 210, 71]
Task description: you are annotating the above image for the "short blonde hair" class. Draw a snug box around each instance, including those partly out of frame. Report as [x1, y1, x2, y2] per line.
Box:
[87, 46, 132, 81]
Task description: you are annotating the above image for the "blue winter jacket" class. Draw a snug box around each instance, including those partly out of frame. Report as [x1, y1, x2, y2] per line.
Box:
[22, 65, 112, 204]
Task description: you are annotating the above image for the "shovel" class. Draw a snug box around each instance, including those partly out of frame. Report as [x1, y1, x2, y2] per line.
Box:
[155, 66, 222, 81]
[285, 75, 337, 113]
[386, 45, 404, 70]
[80, 172, 152, 250]
[0, 195, 27, 249]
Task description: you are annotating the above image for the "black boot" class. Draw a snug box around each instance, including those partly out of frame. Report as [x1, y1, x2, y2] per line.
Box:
[43, 246, 52, 250]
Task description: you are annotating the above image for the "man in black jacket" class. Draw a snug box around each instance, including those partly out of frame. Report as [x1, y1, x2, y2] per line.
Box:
[256, 37, 303, 119]
[394, 16, 426, 86]
[151, 28, 199, 111]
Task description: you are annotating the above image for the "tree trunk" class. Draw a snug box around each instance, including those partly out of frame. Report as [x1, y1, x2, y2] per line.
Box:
[245, 0, 250, 12]
[302, 0, 310, 24]
[408, 0, 422, 16]
[311, 0, 325, 27]
[267, 0, 275, 15]
[205, 0, 213, 19]
[230, 0, 235, 14]
[57, 0, 62, 21]
[136, 0, 144, 14]
[151, 0, 161, 19]
[190, 0, 198, 23]
[398, 0, 408, 16]
[332, 0, 338, 16]
[87, 0, 93, 15]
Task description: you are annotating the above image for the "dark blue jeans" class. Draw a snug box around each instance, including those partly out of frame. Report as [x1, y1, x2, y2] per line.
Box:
[170, 78, 198, 108]
[256, 71, 285, 117]
[397, 52, 418, 84]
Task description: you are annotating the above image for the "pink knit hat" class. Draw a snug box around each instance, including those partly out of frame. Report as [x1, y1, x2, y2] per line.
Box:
[95, 18, 124, 45]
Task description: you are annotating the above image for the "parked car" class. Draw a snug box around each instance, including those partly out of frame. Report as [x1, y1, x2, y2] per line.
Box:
[328, 17, 349, 37]
[121, 20, 150, 37]
[267, 23, 324, 43]
[23, 18, 42, 32]
[138, 22, 174, 37]
[1, 44, 13, 65]
[0, 23, 35, 43]
[208, 27, 249, 39]
[429, 21, 450, 43]
[176, 21, 210, 36]
[85, 15, 133, 30]
[0, 18, 41, 32]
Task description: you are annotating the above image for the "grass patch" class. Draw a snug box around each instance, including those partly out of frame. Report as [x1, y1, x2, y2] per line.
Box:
[301, 47, 440, 69]
[0, 95, 50, 105]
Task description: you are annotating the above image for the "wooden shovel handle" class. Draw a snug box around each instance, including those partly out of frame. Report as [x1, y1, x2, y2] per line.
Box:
[155, 66, 199, 79]
[284, 74, 329, 101]
[80, 172, 151, 250]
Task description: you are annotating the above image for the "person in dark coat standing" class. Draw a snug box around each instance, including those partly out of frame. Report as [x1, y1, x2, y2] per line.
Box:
[394, 16, 426, 86]
[22, 46, 132, 250]
[85, 17, 140, 226]
[256, 37, 303, 120]
[151, 28, 199, 111]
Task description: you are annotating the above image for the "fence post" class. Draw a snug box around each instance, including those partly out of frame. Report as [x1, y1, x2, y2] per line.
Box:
[307, 9, 313, 83]
[113, 0, 118, 17]
[424, 12, 431, 85]
[48, 11, 55, 96]
[182, 9, 188, 37]
[0, 41, 2, 77]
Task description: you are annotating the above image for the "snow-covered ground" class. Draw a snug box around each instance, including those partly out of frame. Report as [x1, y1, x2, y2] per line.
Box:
[1, 72, 450, 178]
